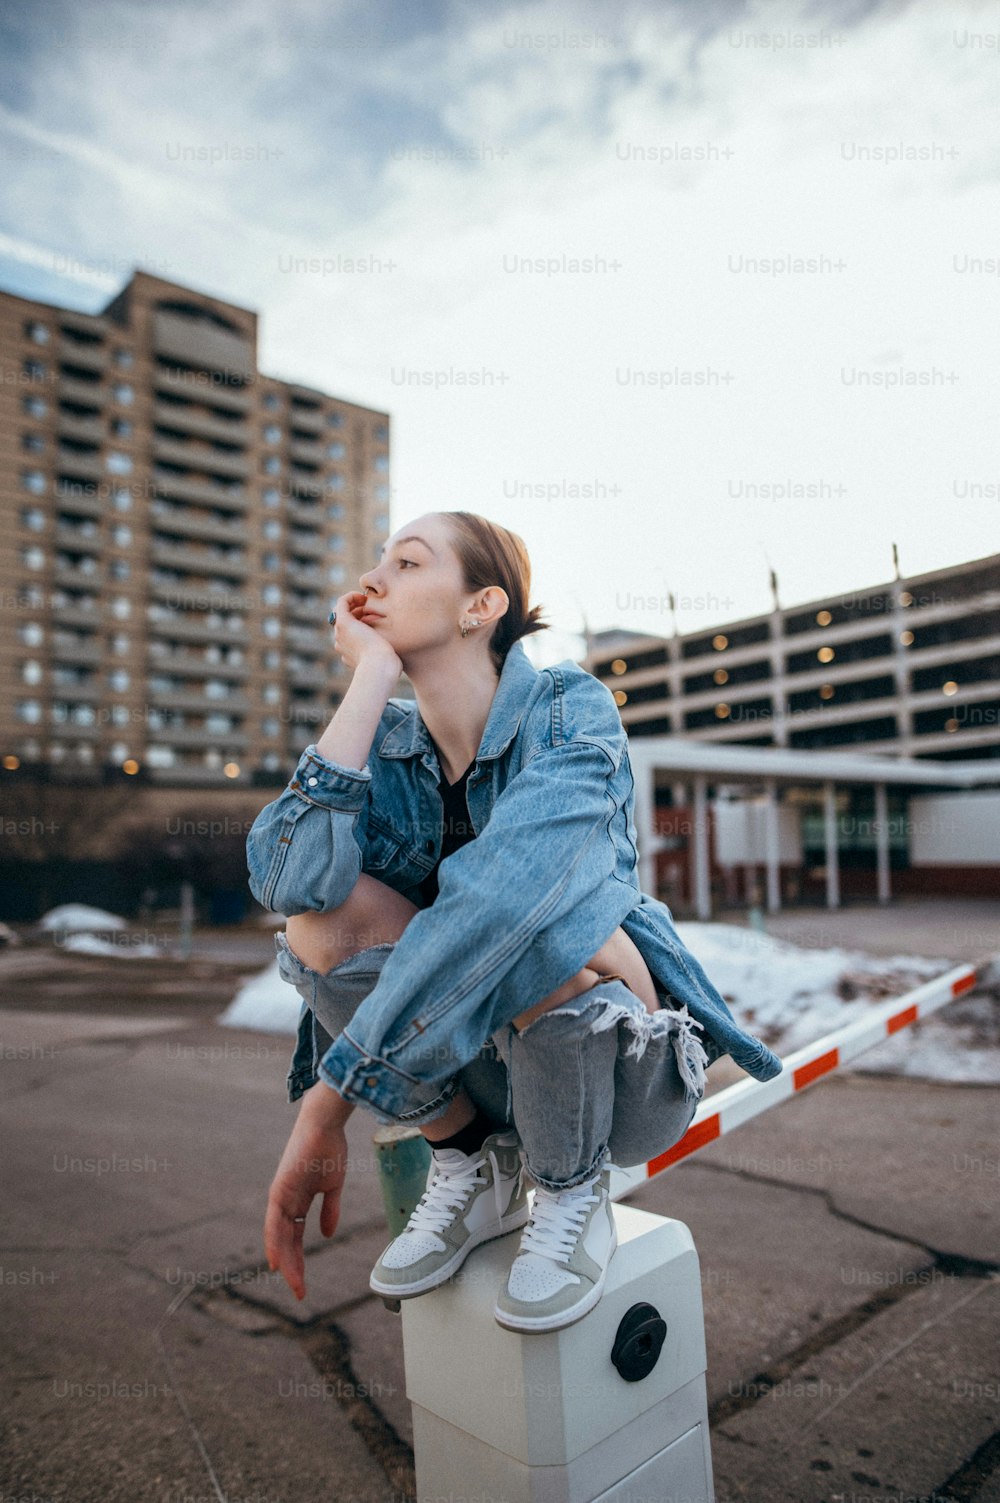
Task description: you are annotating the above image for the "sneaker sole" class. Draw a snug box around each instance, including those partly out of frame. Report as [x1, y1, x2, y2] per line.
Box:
[492, 1221, 619, 1333]
[369, 1201, 530, 1299]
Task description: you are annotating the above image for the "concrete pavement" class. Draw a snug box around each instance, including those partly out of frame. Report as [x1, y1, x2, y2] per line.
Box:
[0, 912, 997, 1502]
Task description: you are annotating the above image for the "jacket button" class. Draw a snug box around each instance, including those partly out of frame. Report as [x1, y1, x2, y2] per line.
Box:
[307, 776, 318, 786]
[365, 1076, 377, 1087]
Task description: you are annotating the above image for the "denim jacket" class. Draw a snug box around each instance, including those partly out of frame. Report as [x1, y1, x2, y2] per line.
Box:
[245, 639, 784, 1121]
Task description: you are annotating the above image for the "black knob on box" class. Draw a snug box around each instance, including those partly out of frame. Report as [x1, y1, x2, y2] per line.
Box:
[610, 1301, 667, 1382]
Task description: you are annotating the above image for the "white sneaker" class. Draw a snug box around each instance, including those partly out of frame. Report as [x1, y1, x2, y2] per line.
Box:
[369, 1128, 529, 1299]
[493, 1162, 617, 1333]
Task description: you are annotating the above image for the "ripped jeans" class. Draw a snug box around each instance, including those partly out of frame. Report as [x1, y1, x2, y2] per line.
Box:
[275, 932, 716, 1193]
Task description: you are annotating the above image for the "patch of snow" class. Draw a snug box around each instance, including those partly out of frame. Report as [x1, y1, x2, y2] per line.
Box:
[219, 921, 999, 1085]
[38, 904, 127, 934]
[61, 933, 162, 958]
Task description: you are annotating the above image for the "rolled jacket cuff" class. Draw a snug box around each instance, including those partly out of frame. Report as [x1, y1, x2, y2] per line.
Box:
[288, 744, 372, 813]
[318, 1030, 461, 1127]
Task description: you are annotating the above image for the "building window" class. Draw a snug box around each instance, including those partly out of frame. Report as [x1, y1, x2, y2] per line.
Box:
[110, 706, 130, 726]
[17, 701, 42, 724]
[111, 634, 129, 653]
[109, 742, 130, 762]
[111, 418, 133, 438]
[22, 433, 45, 454]
[326, 441, 345, 460]
[263, 650, 280, 669]
[263, 392, 280, 410]
[111, 597, 131, 619]
[374, 484, 389, 502]
[326, 474, 344, 492]
[107, 452, 133, 474]
[112, 383, 134, 405]
[327, 501, 344, 520]
[328, 564, 346, 585]
[23, 395, 47, 417]
[263, 683, 280, 704]
[18, 622, 44, 646]
[20, 507, 46, 532]
[110, 560, 131, 580]
[147, 745, 176, 768]
[262, 584, 282, 605]
[327, 411, 343, 428]
[263, 455, 280, 475]
[264, 424, 282, 445]
[373, 454, 389, 472]
[263, 718, 280, 737]
[21, 661, 43, 685]
[112, 525, 133, 547]
[374, 511, 389, 530]
[262, 618, 281, 638]
[21, 546, 45, 570]
[111, 489, 132, 511]
[113, 349, 134, 368]
[263, 487, 281, 507]
[23, 360, 46, 380]
[327, 534, 344, 552]
[262, 552, 280, 571]
[22, 470, 47, 494]
[263, 519, 281, 539]
[108, 669, 130, 691]
[205, 713, 233, 734]
[26, 321, 50, 344]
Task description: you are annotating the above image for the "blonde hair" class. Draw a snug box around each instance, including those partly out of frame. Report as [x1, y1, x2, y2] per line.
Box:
[438, 511, 550, 673]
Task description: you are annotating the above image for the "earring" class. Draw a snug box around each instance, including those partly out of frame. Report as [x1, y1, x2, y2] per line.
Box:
[460, 618, 481, 638]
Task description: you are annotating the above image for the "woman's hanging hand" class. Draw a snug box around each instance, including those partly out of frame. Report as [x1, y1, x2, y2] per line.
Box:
[264, 1084, 352, 1300]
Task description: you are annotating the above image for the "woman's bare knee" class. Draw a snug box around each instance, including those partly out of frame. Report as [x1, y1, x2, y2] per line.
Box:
[284, 874, 418, 972]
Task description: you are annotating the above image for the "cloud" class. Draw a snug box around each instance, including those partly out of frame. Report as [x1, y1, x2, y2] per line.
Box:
[2, 0, 998, 648]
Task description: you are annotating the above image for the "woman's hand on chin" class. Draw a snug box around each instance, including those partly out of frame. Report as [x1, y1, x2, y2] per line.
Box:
[330, 590, 402, 678]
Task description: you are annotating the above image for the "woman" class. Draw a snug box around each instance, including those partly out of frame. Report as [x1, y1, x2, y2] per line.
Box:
[248, 510, 782, 1334]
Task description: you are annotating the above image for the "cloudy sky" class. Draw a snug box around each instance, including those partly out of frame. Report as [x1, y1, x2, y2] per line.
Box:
[1, 0, 997, 667]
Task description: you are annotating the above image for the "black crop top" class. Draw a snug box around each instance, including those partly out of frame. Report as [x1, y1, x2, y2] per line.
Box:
[417, 762, 476, 906]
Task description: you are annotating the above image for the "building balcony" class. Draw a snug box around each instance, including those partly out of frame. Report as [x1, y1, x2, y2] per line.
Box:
[153, 475, 249, 510]
[55, 522, 102, 550]
[53, 562, 103, 589]
[59, 338, 109, 372]
[56, 451, 104, 481]
[51, 635, 103, 665]
[57, 412, 104, 443]
[50, 681, 102, 702]
[286, 625, 324, 650]
[147, 725, 250, 749]
[151, 539, 249, 576]
[145, 761, 250, 784]
[54, 482, 104, 514]
[148, 691, 252, 714]
[57, 375, 107, 405]
[153, 368, 252, 414]
[288, 409, 325, 434]
[287, 532, 325, 560]
[146, 614, 247, 644]
[153, 434, 251, 479]
[289, 438, 325, 465]
[48, 720, 101, 739]
[60, 310, 111, 339]
[152, 400, 249, 446]
[287, 498, 325, 528]
[51, 602, 101, 628]
[147, 649, 251, 679]
[149, 501, 246, 542]
[289, 664, 327, 688]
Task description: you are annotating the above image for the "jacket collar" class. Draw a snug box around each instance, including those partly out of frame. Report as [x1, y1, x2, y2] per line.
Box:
[376, 639, 539, 765]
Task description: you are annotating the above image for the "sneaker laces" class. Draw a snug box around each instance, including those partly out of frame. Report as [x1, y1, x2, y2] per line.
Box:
[406, 1146, 519, 1238]
[518, 1178, 601, 1265]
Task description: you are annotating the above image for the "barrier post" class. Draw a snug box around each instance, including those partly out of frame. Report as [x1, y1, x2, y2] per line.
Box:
[392, 960, 978, 1502]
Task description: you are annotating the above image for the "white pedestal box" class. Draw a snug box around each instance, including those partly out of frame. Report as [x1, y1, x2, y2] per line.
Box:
[401, 1202, 716, 1503]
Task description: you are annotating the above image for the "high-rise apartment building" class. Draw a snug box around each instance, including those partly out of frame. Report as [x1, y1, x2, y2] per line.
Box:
[0, 269, 390, 785]
[586, 552, 1000, 763]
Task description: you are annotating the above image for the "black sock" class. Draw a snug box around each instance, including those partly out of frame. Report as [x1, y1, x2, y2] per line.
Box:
[431, 1106, 495, 1156]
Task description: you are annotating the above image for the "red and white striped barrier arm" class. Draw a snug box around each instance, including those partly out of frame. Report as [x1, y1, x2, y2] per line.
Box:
[610, 961, 979, 1201]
